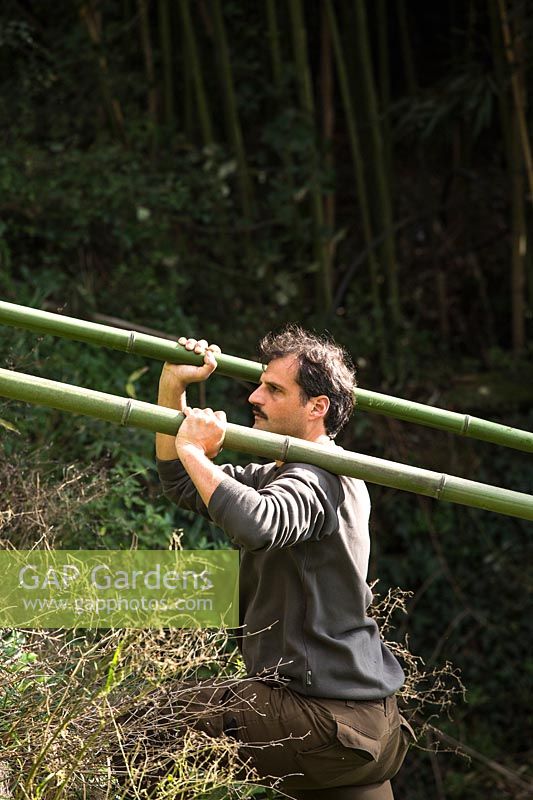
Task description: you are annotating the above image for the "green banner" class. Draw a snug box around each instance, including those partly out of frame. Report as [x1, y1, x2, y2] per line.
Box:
[0, 550, 239, 628]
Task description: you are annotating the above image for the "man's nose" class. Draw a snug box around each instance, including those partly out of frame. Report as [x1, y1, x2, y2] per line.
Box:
[248, 386, 262, 404]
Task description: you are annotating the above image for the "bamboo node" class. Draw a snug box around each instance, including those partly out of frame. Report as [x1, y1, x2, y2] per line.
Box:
[120, 400, 133, 426]
[435, 474, 447, 500]
[126, 330, 136, 353]
[280, 436, 290, 463]
[461, 415, 471, 435]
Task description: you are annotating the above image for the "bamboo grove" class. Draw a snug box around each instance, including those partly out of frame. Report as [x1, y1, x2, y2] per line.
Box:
[67, 0, 532, 380]
[1, 3, 533, 798]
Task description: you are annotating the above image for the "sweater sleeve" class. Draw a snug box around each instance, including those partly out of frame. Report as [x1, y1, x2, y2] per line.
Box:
[156, 457, 271, 518]
[207, 464, 340, 552]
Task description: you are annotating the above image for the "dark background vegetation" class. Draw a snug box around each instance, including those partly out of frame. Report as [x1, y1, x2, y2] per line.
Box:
[0, 1, 532, 798]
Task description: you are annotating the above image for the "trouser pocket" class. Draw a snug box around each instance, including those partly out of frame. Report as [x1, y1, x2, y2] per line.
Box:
[290, 696, 412, 791]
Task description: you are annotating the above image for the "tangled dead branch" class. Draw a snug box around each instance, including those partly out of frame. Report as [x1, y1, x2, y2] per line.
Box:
[0, 448, 465, 798]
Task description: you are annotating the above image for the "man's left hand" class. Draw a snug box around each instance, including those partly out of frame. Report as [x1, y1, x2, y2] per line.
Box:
[175, 407, 227, 460]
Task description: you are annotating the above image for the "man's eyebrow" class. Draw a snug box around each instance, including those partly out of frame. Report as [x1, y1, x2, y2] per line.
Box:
[261, 377, 285, 391]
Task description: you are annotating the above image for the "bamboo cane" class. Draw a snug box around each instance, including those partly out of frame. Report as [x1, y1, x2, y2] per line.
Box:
[0, 367, 531, 521]
[158, 0, 175, 130]
[325, 0, 389, 376]
[353, 0, 401, 338]
[289, 0, 331, 309]
[1, 300, 533, 453]
[179, 0, 214, 146]
[211, 0, 255, 220]
[1, 300, 532, 453]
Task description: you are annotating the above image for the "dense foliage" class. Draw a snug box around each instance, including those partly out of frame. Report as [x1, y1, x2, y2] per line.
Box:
[1, 1, 532, 798]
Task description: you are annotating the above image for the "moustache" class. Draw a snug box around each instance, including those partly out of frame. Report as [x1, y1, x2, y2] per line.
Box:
[251, 405, 268, 420]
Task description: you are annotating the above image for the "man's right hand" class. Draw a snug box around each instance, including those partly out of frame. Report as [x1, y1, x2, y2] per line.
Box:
[156, 337, 221, 460]
[161, 338, 220, 387]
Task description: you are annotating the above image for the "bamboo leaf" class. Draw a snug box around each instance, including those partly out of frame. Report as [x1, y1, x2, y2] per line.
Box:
[0, 417, 20, 434]
[125, 366, 149, 399]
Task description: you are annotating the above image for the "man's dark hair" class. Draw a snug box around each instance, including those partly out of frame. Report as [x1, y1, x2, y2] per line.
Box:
[258, 325, 356, 438]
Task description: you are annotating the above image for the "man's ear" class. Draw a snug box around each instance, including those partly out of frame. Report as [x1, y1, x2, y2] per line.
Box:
[309, 395, 330, 420]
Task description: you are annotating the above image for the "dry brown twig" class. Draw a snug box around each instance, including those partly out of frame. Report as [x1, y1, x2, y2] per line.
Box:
[0, 452, 466, 799]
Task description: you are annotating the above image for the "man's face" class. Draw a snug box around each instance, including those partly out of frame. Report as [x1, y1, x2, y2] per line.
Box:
[247, 355, 315, 439]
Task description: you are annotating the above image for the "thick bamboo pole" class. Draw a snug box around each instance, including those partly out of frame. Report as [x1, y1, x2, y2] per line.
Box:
[1, 301, 533, 454]
[0, 368, 531, 521]
[1, 301, 532, 453]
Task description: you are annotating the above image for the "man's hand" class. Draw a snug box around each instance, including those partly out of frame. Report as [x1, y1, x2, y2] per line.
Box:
[156, 337, 221, 460]
[161, 338, 220, 389]
[173, 407, 228, 507]
[176, 407, 227, 460]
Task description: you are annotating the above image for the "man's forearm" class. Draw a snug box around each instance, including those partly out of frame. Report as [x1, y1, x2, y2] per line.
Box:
[156, 369, 187, 460]
[175, 444, 225, 507]
[155, 342, 219, 461]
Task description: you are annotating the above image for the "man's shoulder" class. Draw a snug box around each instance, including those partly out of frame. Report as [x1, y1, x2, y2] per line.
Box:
[275, 461, 342, 491]
[276, 461, 370, 504]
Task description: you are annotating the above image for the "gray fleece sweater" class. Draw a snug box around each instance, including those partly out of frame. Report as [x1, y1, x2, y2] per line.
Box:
[157, 456, 405, 700]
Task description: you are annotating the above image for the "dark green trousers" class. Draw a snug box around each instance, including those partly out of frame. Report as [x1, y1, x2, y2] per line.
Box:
[187, 679, 415, 799]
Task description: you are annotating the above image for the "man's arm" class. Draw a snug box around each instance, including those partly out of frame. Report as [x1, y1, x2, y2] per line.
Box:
[174, 407, 228, 507]
[156, 337, 219, 460]
[173, 410, 339, 550]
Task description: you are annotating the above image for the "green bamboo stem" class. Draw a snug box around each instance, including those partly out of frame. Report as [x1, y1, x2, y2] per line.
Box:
[498, 0, 528, 352]
[489, 0, 512, 156]
[266, 0, 283, 90]
[1, 300, 532, 453]
[498, 0, 533, 202]
[289, 0, 331, 310]
[211, 0, 255, 219]
[158, 0, 175, 129]
[396, 0, 417, 96]
[265, 0, 301, 237]
[0, 368, 531, 521]
[377, 0, 392, 179]
[325, 1, 389, 377]
[79, 2, 127, 145]
[138, 0, 158, 156]
[179, 0, 214, 146]
[321, 5, 336, 285]
[354, 0, 401, 336]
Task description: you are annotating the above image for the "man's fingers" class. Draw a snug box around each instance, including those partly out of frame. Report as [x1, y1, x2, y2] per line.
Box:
[180, 337, 198, 351]
[177, 337, 206, 351]
[177, 337, 220, 365]
[182, 406, 225, 421]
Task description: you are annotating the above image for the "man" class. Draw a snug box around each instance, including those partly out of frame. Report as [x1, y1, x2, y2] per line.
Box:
[156, 326, 413, 800]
